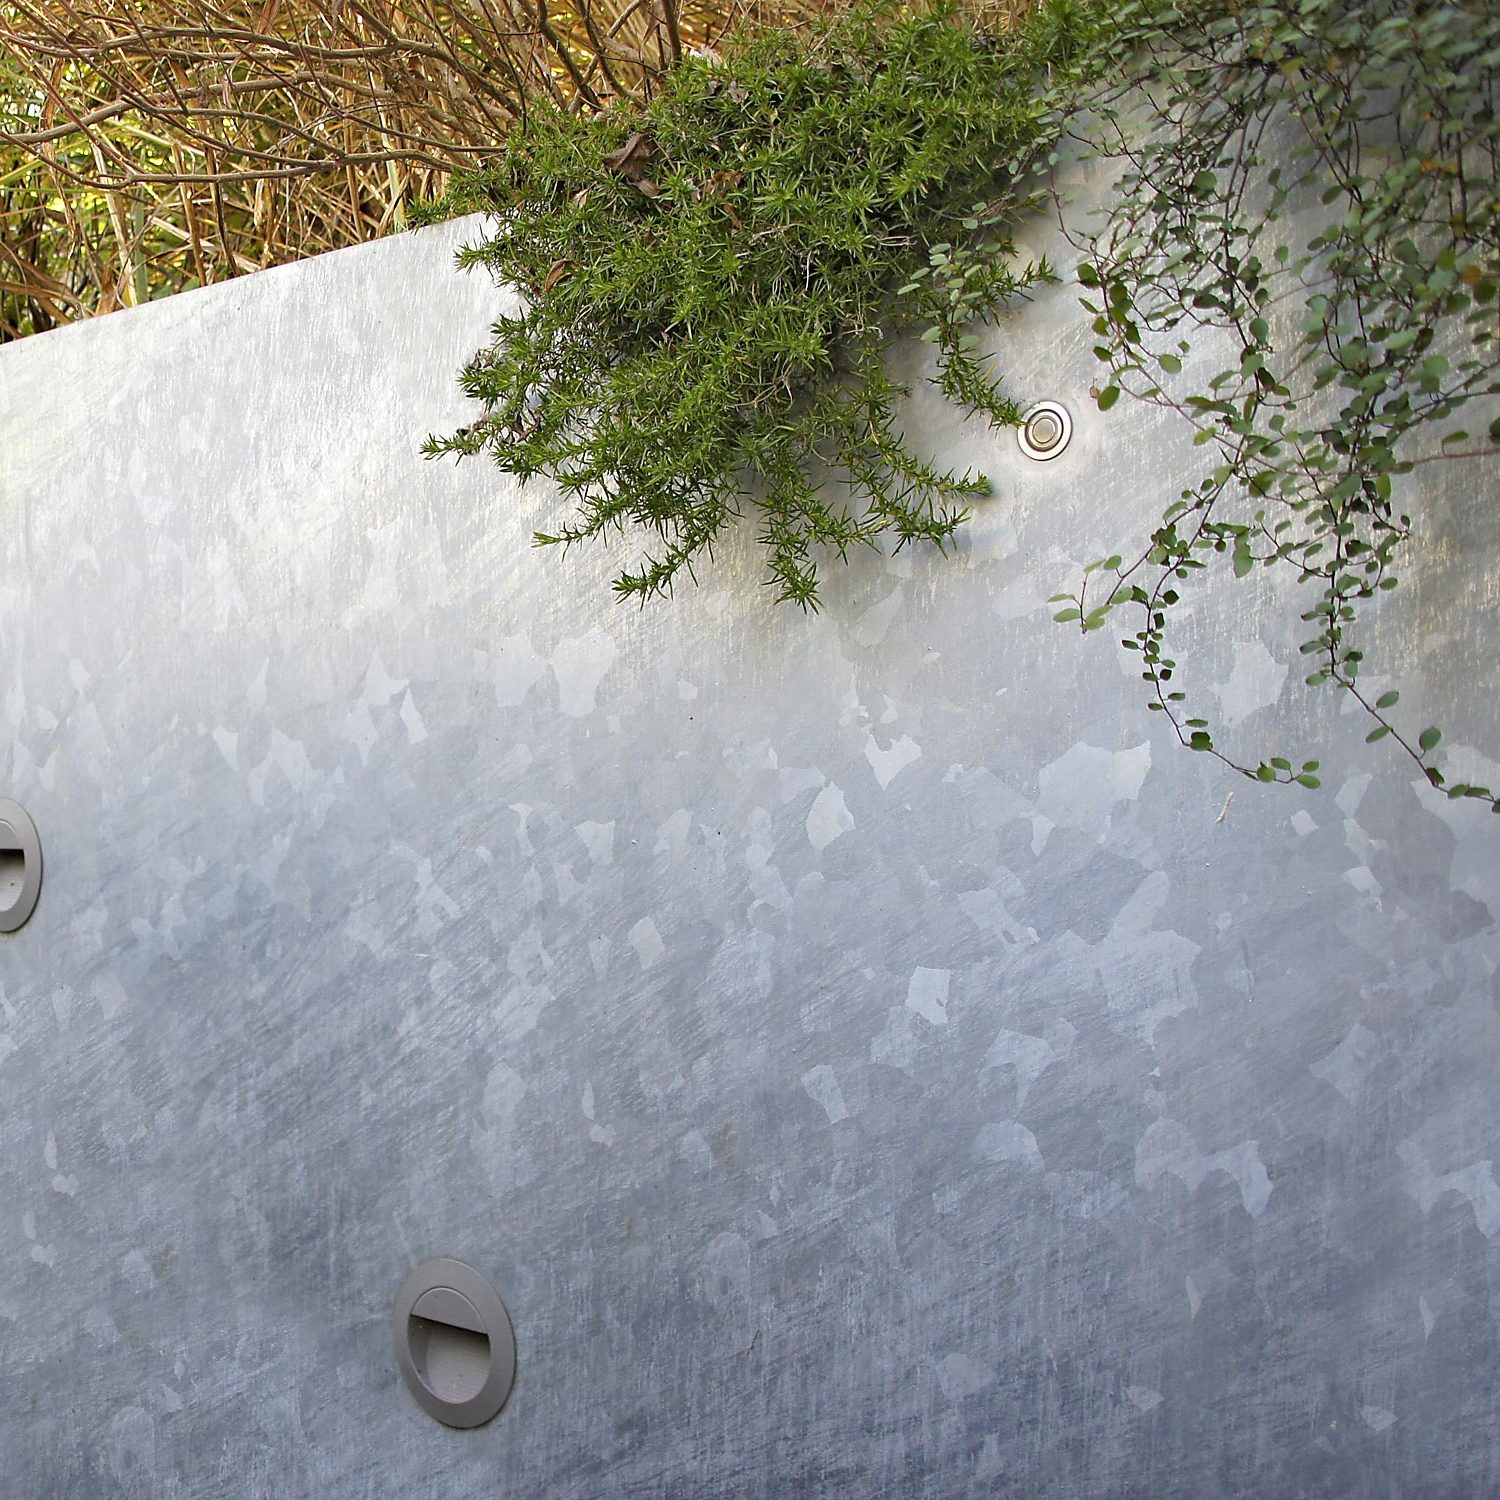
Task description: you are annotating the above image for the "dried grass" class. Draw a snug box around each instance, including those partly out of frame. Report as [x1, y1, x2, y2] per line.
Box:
[1, 0, 886, 338]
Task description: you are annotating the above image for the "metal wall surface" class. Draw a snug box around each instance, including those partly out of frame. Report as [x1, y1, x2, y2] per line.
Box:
[2, 158, 1499, 1498]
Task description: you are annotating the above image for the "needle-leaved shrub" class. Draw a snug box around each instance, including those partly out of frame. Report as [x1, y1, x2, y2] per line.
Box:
[417, 0, 1100, 605]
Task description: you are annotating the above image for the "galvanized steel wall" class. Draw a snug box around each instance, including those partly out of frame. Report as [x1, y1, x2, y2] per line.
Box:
[2, 159, 1498, 1496]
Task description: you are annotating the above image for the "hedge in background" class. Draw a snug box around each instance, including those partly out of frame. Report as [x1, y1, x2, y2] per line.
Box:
[0, 0, 850, 341]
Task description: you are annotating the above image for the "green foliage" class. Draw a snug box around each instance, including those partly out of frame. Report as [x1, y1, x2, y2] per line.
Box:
[1059, 0, 1500, 808]
[421, 0, 1497, 816]
[418, 0, 1100, 606]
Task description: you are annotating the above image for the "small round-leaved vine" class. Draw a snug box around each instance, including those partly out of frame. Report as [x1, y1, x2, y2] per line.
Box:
[1056, 0, 1500, 809]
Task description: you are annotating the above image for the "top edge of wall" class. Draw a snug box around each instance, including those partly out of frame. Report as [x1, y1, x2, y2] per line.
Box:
[0, 211, 494, 364]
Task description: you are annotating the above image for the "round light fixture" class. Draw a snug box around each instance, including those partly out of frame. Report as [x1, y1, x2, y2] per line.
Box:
[0, 800, 42, 934]
[1018, 400, 1073, 461]
[394, 1257, 517, 1428]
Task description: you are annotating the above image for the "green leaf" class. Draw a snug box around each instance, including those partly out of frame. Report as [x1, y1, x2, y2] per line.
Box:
[1418, 726, 1442, 752]
[1097, 386, 1120, 411]
[1375, 690, 1399, 710]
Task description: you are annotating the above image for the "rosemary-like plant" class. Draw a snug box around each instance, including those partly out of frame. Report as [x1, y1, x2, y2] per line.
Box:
[419, 0, 1100, 605]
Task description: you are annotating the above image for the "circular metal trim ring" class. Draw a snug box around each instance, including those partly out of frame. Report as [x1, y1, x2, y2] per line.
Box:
[1017, 400, 1073, 462]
